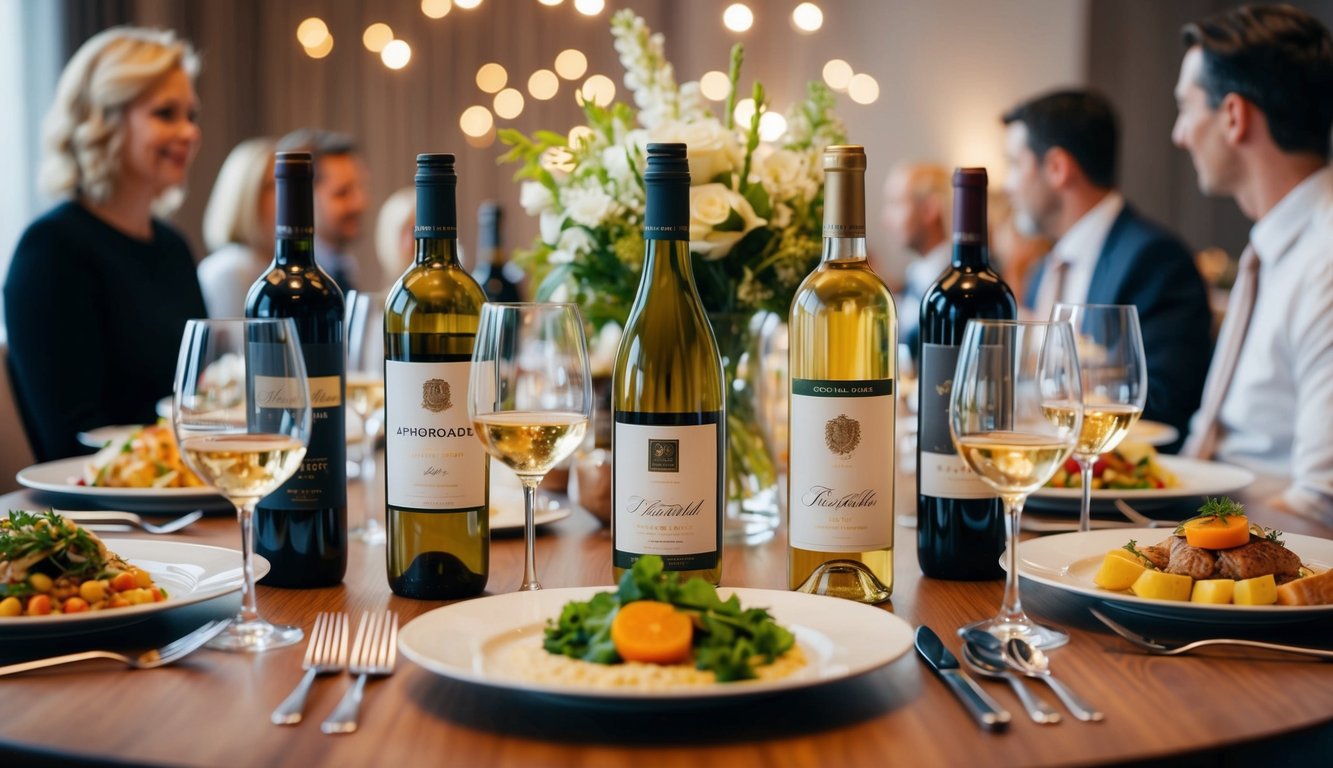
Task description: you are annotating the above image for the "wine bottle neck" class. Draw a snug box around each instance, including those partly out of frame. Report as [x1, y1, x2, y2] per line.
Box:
[821, 236, 868, 263]
[274, 171, 315, 265]
[416, 237, 460, 266]
[951, 243, 991, 269]
[273, 237, 315, 266]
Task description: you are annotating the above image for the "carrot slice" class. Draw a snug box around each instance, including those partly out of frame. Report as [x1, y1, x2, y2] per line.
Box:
[610, 600, 693, 664]
[1180, 514, 1250, 549]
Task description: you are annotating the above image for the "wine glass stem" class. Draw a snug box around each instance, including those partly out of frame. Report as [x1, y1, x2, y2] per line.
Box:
[998, 493, 1027, 625]
[1077, 454, 1095, 533]
[235, 496, 262, 626]
[519, 476, 542, 591]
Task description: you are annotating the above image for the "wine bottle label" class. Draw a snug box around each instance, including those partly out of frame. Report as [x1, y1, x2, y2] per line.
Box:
[385, 359, 488, 510]
[788, 378, 895, 551]
[611, 414, 722, 570]
[919, 343, 994, 499]
[256, 341, 348, 510]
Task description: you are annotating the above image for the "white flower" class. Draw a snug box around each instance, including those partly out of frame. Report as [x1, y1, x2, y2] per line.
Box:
[650, 118, 739, 186]
[539, 209, 565, 245]
[549, 226, 595, 265]
[601, 145, 634, 186]
[753, 147, 815, 202]
[519, 181, 555, 216]
[689, 183, 767, 260]
[560, 184, 617, 228]
[770, 202, 793, 229]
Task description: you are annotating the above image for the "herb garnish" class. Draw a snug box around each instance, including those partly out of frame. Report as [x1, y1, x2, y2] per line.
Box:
[1122, 539, 1157, 569]
[1174, 497, 1246, 535]
[1, 509, 109, 581]
[542, 555, 796, 682]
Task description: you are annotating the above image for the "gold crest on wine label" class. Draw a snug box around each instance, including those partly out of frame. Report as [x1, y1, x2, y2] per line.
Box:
[824, 414, 861, 458]
[421, 378, 453, 413]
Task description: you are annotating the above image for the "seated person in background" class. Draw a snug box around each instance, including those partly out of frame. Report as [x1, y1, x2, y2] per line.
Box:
[375, 186, 415, 289]
[1002, 88, 1213, 450]
[988, 192, 1050, 309]
[276, 128, 368, 292]
[1173, 5, 1333, 521]
[880, 161, 950, 358]
[198, 137, 275, 317]
[4, 27, 206, 462]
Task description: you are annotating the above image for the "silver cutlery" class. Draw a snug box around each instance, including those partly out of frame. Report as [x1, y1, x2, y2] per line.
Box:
[0, 619, 229, 677]
[321, 611, 399, 734]
[272, 612, 349, 725]
[1090, 607, 1333, 660]
[960, 630, 1060, 724]
[914, 625, 1011, 731]
[1003, 637, 1105, 722]
[1112, 500, 1177, 529]
[59, 509, 205, 535]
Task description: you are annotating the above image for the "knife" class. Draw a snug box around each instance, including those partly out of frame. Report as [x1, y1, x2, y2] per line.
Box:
[915, 625, 1011, 731]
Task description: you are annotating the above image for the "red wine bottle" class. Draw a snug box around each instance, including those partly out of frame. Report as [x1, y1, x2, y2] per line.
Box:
[916, 168, 1015, 580]
[246, 151, 348, 588]
[472, 201, 523, 302]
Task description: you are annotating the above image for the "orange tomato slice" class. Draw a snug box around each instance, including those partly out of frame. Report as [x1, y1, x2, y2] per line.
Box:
[1180, 514, 1251, 550]
[610, 600, 693, 664]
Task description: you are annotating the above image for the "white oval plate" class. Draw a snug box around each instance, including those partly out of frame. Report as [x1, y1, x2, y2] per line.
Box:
[1027, 456, 1255, 512]
[17, 456, 227, 511]
[488, 464, 572, 532]
[1014, 527, 1333, 623]
[1127, 419, 1179, 447]
[398, 586, 913, 705]
[0, 539, 265, 637]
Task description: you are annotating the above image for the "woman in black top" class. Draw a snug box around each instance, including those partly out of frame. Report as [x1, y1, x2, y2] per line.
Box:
[4, 27, 207, 462]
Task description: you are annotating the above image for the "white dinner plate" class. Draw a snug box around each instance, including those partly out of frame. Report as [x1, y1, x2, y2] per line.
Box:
[1027, 456, 1255, 513]
[488, 464, 571, 531]
[398, 586, 914, 706]
[17, 456, 227, 512]
[1127, 419, 1179, 447]
[1013, 527, 1333, 623]
[0, 539, 266, 638]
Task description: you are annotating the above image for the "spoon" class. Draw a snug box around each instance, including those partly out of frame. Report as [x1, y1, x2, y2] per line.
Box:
[1003, 637, 1104, 722]
[960, 638, 1061, 724]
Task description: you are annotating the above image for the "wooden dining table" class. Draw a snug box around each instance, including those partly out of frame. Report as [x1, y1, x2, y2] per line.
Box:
[1, 457, 1331, 768]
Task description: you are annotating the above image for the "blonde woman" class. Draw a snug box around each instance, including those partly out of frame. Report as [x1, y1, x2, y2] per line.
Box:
[3, 27, 206, 461]
[375, 186, 415, 288]
[198, 137, 275, 317]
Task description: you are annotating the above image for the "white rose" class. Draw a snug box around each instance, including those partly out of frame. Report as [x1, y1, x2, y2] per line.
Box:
[549, 226, 595, 265]
[753, 147, 813, 202]
[689, 183, 767, 260]
[560, 184, 616, 228]
[650, 118, 738, 185]
[520, 181, 555, 216]
[539, 209, 565, 245]
[601, 145, 633, 186]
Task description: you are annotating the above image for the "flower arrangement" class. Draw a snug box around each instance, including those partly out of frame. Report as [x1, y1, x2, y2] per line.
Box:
[499, 9, 847, 330]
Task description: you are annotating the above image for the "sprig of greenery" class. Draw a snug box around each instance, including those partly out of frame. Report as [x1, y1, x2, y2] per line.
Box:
[1, 509, 109, 581]
[1122, 539, 1157, 569]
[542, 555, 795, 682]
[1174, 497, 1246, 535]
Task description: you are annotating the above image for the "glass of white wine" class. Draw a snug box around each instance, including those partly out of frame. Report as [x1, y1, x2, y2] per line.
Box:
[469, 303, 592, 591]
[950, 319, 1081, 649]
[1051, 304, 1147, 533]
[346, 290, 388, 545]
[173, 318, 312, 652]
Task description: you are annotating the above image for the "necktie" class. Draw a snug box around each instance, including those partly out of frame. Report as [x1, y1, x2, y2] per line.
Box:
[1035, 258, 1071, 320]
[1182, 244, 1260, 459]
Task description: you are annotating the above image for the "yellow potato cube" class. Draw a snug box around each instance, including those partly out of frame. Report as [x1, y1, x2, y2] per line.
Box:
[1130, 569, 1193, 601]
[0, 596, 20, 617]
[1233, 574, 1277, 606]
[1094, 552, 1147, 591]
[1190, 579, 1235, 604]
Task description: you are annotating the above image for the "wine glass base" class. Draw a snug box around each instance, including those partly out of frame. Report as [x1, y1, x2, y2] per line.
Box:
[960, 616, 1069, 650]
[350, 522, 386, 546]
[207, 618, 304, 653]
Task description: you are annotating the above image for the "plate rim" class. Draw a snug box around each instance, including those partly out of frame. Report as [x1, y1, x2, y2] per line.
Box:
[1029, 455, 1256, 503]
[1128, 419, 1179, 447]
[17, 455, 223, 500]
[397, 586, 913, 703]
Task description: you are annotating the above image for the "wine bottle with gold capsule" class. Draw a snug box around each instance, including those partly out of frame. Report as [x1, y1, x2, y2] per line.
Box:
[786, 145, 896, 603]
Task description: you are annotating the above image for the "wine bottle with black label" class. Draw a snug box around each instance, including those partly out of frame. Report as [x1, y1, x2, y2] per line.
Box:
[611, 143, 724, 585]
[916, 167, 1016, 580]
[246, 151, 348, 588]
[384, 153, 490, 599]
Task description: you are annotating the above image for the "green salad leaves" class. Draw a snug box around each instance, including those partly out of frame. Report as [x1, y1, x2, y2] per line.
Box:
[542, 555, 796, 682]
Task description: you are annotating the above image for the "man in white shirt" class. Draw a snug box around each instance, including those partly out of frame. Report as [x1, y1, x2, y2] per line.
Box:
[1174, 5, 1333, 521]
[1003, 90, 1213, 448]
[881, 162, 950, 357]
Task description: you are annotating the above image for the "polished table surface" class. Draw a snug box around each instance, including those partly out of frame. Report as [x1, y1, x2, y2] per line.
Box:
[1, 466, 1331, 767]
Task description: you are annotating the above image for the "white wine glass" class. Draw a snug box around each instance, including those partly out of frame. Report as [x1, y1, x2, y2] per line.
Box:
[173, 318, 311, 652]
[469, 303, 592, 591]
[949, 319, 1081, 649]
[346, 290, 387, 545]
[1051, 304, 1147, 533]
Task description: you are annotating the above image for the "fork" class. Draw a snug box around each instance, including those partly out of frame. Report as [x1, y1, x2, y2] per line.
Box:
[1090, 607, 1333, 660]
[1112, 500, 1177, 529]
[0, 619, 230, 677]
[60, 509, 205, 535]
[271, 612, 349, 725]
[321, 611, 398, 734]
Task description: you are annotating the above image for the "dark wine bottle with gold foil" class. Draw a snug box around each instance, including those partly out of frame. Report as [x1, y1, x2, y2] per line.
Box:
[384, 154, 490, 599]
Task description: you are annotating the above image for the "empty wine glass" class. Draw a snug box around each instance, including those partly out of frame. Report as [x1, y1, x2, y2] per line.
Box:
[950, 319, 1081, 649]
[173, 318, 311, 652]
[1051, 304, 1147, 533]
[345, 290, 387, 545]
[469, 303, 592, 591]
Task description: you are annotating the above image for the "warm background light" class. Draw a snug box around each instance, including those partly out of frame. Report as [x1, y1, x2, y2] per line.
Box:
[455, 0, 483, 9]
[476, 62, 508, 93]
[554, 49, 588, 80]
[791, 3, 823, 33]
[699, 70, 731, 101]
[460, 105, 494, 137]
[296, 18, 329, 48]
[723, 4, 754, 33]
[304, 36, 334, 59]
[848, 73, 879, 104]
[538, 0, 562, 5]
[733, 97, 756, 128]
[573, 0, 605, 15]
[362, 23, 393, 53]
[494, 88, 525, 119]
[381, 40, 411, 70]
[758, 112, 787, 141]
[528, 69, 559, 100]
[420, 0, 452, 19]
[578, 74, 616, 107]
[822, 59, 852, 91]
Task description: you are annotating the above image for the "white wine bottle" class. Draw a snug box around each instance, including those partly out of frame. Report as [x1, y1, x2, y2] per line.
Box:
[787, 145, 896, 603]
[384, 153, 490, 599]
[611, 143, 724, 585]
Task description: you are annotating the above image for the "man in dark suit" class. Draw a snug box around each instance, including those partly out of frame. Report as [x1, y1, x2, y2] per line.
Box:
[1001, 89, 1213, 450]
